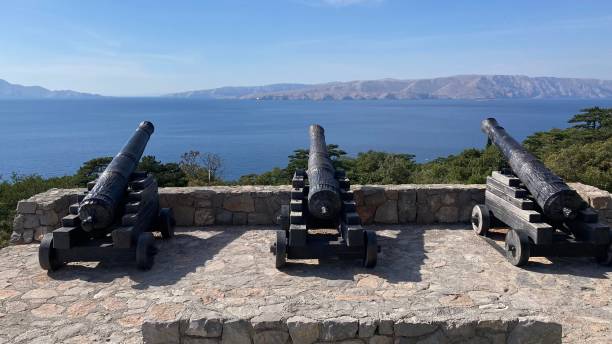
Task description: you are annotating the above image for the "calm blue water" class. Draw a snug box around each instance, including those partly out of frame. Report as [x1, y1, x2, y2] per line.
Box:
[1, 98, 611, 180]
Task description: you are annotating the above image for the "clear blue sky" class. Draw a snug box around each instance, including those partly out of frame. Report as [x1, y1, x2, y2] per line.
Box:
[1, 0, 611, 96]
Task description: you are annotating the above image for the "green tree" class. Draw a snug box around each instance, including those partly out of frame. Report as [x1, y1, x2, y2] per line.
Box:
[543, 139, 612, 191]
[568, 107, 612, 129]
[237, 168, 287, 185]
[412, 146, 504, 184]
[138, 155, 188, 187]
[285, 149, 309, 179]
[348, 151, 416, 184]
[179, 150, 224, 185]
[73, 157, 112, 186]
[521, 106, 611, 191]
[285, 144, 349, 180]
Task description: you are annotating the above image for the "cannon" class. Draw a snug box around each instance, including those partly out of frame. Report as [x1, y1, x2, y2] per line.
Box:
[472, 118, 611, 266]
[39, 121, 176, 271]
[307, 124, 342, 220]
[272, 124, 379, 268]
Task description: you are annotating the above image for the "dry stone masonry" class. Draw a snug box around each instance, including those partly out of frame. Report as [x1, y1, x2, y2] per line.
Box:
[10, 183, 611, 244]
[10, 188, 78, 244]
[142, 310, 561, 344]
[571, 182, 612, 224]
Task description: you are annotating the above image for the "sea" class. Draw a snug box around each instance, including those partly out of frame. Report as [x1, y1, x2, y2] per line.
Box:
[1, 98, 611, 180]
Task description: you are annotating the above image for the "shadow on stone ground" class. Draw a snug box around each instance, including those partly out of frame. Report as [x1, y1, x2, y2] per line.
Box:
[45, 229, 244, 289]
[522, 258, 611, 278]
[43, 224, 608, 293]
[280, 226, 426, 283]
[481, 230, 611, 279]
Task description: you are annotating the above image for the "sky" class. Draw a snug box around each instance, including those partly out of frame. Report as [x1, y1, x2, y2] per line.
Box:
[1, 0, 612, 96]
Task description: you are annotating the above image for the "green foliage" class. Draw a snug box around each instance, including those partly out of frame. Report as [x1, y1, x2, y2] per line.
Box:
[237, 168, 288, 185]
[240, 144, 350, 185]
[543, 139, 612, 191]
[73, 157, 112, 186]
[568, 106, 612, 129]
[139, 156, 188, 187]
[71, 155, 189, 187]
[349, 151, 416, 184]
[285, 144, 349, 179]
[522, 107, 611, 191]
[416, 107, 611, 190]
[179, 150, 224, 186]
[412, 146, 505, 184]
[239, 146, 417, 185]
[285, 149, 308, 179]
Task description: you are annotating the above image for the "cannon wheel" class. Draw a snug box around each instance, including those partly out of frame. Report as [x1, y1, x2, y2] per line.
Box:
[504, 229, 530, 266]
[471, 204, 491, 236]
[363, 230, 378, 268]
[279, 205, 290, 232]
[136, 232, 156, 270]
[158, 208, 176, 239]
[595, 244, 612, 266]
[39, 234, 61, 271]
[275, 230, 287, 268]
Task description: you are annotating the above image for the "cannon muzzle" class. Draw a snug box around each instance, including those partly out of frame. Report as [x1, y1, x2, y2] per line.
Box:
[307, 124, 342, 220]
[481, 118, 585, 221]
[79, 121, 154, 232]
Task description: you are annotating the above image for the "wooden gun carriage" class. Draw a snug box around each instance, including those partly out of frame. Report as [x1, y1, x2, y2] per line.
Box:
[471, 118, 612, 266]
[39, 121, 175, 271]
[271, 125, 379, 268]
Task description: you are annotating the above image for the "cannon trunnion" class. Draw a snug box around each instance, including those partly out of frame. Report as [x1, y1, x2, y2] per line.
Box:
[472, 118, 611, 267]
[39, 122, 175, 271]
[272, 125, 379, 268]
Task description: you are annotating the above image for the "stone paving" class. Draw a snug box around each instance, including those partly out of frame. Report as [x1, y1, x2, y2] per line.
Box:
[0, 225, 610, 343]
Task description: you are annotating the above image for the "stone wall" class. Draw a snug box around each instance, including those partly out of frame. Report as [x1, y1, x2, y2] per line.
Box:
[158, 184, 486, 227]
[9, 183, 611, 244]
[10, 188, 82, 244]
[570, 182, 612, 225]
[142, 309, 562, 344]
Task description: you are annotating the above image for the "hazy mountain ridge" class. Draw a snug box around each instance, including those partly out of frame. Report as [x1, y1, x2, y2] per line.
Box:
[165, 83, 310, 99]
[0, 79, 101, 99]
[167, 75, 612, 100]
[3, 75, 612, 100]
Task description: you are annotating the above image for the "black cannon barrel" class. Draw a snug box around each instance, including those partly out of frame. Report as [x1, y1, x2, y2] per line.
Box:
[79, 121, 155, 232]
[481, 118, 585, 221]
[307, 124, 342, 220]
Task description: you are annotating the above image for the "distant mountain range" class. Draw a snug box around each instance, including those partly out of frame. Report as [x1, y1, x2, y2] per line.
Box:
[3, 75, 612, 100]
[0, 79, 100, 99]
[166, 83, 310, 99]
[166, 75, 612, 100]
